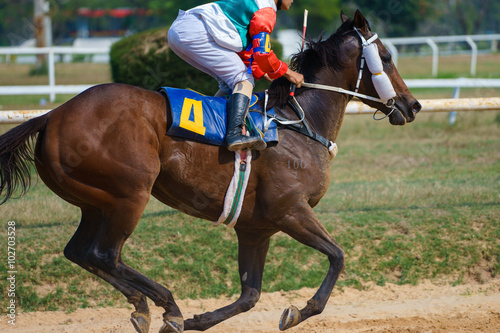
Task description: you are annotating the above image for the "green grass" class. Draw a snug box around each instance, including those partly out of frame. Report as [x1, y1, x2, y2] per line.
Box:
[397, 53, 500, 99]
[0, 110, 499, 312]
[397, 53, 500, 79]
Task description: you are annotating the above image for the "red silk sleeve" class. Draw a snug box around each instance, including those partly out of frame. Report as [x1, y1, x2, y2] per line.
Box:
[250, 61, 266, 80]
[253, 48, 288, 79]
[249, 7, 288, 80]
[238, 49, 266, 79]
[249, 7, 276, 36]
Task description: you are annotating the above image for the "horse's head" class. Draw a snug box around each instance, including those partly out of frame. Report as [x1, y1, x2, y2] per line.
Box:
[338, 10, 421, 125]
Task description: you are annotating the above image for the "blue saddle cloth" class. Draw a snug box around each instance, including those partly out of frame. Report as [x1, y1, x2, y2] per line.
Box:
[159, 87, 278, 146]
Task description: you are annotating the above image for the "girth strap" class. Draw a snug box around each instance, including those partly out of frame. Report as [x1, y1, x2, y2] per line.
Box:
[276, 116, 332, 149]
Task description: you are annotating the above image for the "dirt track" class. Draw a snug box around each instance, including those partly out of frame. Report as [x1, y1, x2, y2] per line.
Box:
[3, 279, 499, 333]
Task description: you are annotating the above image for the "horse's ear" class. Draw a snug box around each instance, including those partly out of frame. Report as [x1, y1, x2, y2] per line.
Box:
[340, 10, 349, 23]
[353, 9, 371, 33]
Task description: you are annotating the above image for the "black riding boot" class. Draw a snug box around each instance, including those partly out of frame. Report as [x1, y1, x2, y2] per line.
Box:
[225, 93, 266, 151]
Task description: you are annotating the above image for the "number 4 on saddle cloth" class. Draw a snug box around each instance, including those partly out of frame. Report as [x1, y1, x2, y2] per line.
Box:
[158, 87, 278, 147]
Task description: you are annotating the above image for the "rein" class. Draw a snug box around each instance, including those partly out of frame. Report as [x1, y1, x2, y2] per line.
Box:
[300, 82, 396, 120]
[301, 82, 387, 104]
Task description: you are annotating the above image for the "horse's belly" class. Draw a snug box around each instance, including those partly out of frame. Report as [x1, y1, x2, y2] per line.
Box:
[152, 143, 236, 221]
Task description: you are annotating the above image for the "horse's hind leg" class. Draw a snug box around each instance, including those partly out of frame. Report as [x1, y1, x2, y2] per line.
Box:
[64, 206, 151, 333]
[184, 229, 274, 331]
[84, 196, 184, 333]
[274, 203, 344, 331]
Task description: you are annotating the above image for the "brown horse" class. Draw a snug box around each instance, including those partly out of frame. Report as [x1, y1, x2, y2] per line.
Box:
[0, 11, 420, 333]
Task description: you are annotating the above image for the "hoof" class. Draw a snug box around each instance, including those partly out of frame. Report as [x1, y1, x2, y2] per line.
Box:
[130, 311, 151, 333]
[279, 305, 301, 331]
[159, 315, 184, 333]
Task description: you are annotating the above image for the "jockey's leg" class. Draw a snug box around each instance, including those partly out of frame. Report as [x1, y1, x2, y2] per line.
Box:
[168, 12, 265, 151]
[226, 80, 266, 151]
[214, 89, 228, 97]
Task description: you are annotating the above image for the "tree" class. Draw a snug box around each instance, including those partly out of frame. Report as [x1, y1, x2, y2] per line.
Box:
[34, 0, 48, 70]
[0, 1, 33, 46]
[1, 0, 499, 47]
[340, 0, 435, 37]
[286, 0, 342, 37]
[452, 0, 495, 34]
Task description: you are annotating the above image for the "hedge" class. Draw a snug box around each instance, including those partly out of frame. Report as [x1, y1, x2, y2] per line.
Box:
[109, 27, 283, 95]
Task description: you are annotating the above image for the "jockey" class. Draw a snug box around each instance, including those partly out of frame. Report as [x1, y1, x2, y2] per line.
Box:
[168, 0, 304, 151]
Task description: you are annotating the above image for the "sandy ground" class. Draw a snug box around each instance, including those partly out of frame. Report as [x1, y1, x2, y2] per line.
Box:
[3, 279, 499, 333]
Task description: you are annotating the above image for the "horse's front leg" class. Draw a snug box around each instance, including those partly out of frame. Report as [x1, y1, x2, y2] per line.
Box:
[184, 229, 274, 331]
[274, 202, 345, 331]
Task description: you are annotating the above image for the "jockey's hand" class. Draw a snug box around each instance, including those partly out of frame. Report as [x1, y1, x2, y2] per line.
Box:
[284, 68, 304, 88]
[262, 74, 274, 83]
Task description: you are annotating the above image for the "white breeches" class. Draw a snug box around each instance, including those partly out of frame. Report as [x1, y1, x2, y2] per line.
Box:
[167, 11, 254, 94]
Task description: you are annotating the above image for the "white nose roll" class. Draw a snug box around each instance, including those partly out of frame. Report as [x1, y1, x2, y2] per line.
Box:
[372, 72, 396, 101]
[363, 43, 396, 102]
[363, 43, 383, 74]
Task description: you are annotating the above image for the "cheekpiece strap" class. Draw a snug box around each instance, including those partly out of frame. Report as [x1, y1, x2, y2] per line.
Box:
[353, 26, 378, 46]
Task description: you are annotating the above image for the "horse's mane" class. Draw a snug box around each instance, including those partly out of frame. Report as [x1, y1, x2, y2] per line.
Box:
[267, 19, 354, 108]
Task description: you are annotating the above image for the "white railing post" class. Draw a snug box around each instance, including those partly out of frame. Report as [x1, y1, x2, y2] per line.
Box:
[48, 48, 56, 102]
[449, 85, 460, 125]
[426, 39, 439, 78]
[465, 37, 477, 77]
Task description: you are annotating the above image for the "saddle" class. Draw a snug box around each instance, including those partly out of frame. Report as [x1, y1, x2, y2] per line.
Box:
[158, 87, 278, 148]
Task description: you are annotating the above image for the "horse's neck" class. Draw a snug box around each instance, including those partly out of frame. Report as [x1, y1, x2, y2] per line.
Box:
[298, 71, 350, 143]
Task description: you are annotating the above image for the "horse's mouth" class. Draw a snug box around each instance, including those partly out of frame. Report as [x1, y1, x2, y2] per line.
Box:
[389, 100, 421, 125]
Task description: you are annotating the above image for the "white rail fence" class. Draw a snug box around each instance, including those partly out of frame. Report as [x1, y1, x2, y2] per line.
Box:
[0, 47, 107, 102]
[0, 33, 499, 102]
[382, 34, 500, 77]
[1, 98, 499, 124]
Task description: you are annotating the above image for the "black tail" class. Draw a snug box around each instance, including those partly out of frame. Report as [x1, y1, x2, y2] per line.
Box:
[0, 115, 48, 204]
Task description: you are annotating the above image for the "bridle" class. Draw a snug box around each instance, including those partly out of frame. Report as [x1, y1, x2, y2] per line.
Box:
[297, 26, 397, 121]
[260, 25, 399, 153]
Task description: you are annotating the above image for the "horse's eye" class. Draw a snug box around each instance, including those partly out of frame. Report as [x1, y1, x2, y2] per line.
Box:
[381, 53, 392, 63]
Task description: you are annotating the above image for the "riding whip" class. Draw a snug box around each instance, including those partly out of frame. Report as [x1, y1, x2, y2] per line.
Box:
[289, 9, 308, 98]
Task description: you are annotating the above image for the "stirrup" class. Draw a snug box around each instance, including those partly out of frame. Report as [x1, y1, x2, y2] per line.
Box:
[227, 135, 265, 151]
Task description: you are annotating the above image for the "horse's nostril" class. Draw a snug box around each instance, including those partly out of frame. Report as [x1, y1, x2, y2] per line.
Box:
[413, 101, 422, 114]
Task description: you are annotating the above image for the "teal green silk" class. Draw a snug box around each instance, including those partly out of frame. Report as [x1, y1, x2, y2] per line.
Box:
[215, 0, 259, 48]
